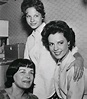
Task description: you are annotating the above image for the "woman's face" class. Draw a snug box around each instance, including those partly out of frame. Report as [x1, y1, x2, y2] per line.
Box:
[48, 32, 69, 60]
[26, 7, 43, 29]
[13, 67, 34, 89]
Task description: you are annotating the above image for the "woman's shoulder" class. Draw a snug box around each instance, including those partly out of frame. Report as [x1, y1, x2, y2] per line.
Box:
[0, 89, 10, 99]
[28, 93, 38, 99]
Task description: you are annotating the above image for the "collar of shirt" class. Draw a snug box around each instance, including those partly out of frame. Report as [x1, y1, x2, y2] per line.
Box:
[32, 22, 46, 39]
[57, 51, 75, 72]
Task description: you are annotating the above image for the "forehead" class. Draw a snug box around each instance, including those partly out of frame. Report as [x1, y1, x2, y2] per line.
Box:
[48, 32, 65, 42]
[26, 7, 40, 14]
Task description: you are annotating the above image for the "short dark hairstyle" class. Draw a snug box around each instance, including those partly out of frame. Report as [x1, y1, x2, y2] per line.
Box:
[41, 20, 76, 51]
[5, 59, 35, 89]
[21, 0, 45, 22]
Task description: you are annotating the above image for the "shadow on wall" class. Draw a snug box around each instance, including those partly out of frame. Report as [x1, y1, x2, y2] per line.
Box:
[81, 0, 87, 7]
[21, 15, 33, 36]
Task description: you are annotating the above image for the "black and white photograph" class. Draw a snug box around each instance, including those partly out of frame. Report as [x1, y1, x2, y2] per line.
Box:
[0, 0, 87, 99]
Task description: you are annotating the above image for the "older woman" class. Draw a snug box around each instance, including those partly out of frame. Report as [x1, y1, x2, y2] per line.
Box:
[0, 59, 38, 99]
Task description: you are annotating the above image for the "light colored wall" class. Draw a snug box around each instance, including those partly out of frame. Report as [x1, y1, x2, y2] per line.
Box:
[0, 0, 27, 44]
[0, 0, 87, 67]
[42, 0, 87, 68]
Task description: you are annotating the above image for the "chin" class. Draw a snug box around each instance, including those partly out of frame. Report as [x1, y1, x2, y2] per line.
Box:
[22, 83, 32, 88]
[54, 55, 62, 60]
[23, 85, 31, 89]
[31, 25, 38, 29]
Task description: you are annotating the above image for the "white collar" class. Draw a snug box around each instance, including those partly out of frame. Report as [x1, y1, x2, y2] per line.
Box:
[32, 22, 46, 36]
[57, 51, 75, 72]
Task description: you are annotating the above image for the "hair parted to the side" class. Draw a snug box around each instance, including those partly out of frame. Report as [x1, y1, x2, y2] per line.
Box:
[41, 20, 76, 51]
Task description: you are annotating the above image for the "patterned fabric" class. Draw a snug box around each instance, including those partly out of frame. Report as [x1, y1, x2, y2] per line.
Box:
[0, 90, 10, 99]
[0, 90, 38, 99]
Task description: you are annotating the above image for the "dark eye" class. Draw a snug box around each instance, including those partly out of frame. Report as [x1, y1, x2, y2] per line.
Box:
[30, 71, 34, 75]
[35, 14, 39, 17]
[59, 41, 63, 45]
[26, 15, 30, 18]
[49, 43, 54, 46]
[20, 71, 26, 74]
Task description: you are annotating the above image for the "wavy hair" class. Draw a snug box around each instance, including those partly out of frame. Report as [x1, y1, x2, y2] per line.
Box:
[21, 0, 45, 22]
[41, 20, 75, 51]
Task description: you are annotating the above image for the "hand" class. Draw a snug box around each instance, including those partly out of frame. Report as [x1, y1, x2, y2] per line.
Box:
[73, 58, 84, 81]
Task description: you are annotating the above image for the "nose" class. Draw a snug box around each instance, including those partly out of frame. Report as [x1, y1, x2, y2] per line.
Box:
[25, 73, 30, 79]
[54, 44, 58, 51]
[30, 17, 34, 22]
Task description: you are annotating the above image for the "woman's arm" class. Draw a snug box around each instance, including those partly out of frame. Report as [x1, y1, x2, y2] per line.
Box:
[67, 67, 84, 99]
[73, 52, 84, 81]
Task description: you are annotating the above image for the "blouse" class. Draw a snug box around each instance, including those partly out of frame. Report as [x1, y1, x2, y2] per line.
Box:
[0, 89, 38, 99]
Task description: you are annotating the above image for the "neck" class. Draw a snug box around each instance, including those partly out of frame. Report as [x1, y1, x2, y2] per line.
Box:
[7, 83, 25, 98]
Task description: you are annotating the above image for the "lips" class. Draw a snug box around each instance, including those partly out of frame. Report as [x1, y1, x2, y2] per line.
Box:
[30, 23, 36, 26]
[22, 80, 31, 83]
[54, 51, 62, 56]
[22, 80, 32, 88]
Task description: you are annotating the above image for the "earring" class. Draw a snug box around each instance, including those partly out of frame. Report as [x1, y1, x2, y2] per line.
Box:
[68, 42, 70, 47]
[68, 44, 70, 47]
